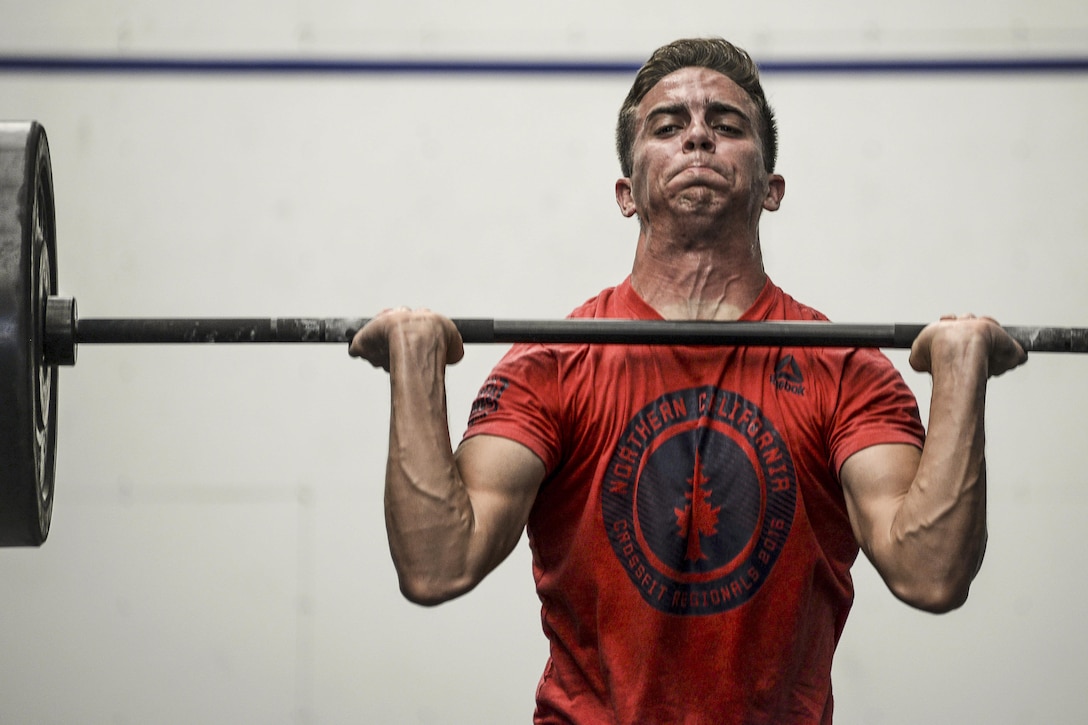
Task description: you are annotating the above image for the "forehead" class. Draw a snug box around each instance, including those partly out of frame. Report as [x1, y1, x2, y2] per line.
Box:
[637, 66, 755, 119]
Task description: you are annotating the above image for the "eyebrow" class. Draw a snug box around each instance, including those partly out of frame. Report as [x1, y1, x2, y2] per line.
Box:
[705, 100, 751, 123]
[645, 102, 689, 123]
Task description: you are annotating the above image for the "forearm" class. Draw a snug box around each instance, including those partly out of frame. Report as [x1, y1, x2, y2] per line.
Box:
[845, 316, 1025, 613]
[383, 325, 476, 605]
[887, 340, 990, 611]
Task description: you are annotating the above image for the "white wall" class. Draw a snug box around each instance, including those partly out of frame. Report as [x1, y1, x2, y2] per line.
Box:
[2, 2, 1088, 723]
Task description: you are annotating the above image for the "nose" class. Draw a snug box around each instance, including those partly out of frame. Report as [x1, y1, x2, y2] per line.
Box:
[683, 121, 715, 153]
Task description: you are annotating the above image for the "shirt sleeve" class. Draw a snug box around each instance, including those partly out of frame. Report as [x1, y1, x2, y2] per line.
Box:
[461, 343, 565, 474]
[827, 348, 926, 475]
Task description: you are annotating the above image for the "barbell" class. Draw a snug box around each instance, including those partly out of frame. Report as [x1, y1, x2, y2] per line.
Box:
[3, 121, 1087, 547]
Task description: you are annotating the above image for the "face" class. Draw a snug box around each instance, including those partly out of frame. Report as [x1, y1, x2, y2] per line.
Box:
[616, 67, 784, 225]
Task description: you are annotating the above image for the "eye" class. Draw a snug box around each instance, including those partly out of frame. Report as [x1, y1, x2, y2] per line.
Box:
[654, 123, 680, 136]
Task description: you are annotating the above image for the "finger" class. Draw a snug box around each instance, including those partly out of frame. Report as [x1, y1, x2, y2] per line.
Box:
[909, 344, 930, 373]
[348, 316, 392, 367]
[445, 324, 465, 365]
[348, 326, 385, 364]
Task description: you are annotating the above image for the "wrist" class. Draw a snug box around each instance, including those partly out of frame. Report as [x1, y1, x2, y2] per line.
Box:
[927, 327, 992, 381]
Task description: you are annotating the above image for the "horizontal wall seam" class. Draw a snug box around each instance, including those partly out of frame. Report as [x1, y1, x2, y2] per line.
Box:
[2, 54, 1088, 76]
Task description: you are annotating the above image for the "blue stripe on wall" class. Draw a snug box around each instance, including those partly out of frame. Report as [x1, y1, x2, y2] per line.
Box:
[2, 54, 1088, 76]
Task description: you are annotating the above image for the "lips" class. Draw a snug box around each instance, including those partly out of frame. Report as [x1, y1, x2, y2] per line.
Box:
[673, 164, 727, 184]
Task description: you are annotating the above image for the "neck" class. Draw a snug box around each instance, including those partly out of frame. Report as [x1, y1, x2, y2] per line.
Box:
[630, 223, 767, 321]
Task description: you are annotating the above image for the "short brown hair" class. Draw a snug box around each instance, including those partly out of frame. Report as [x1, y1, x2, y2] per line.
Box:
[616, 38, 778, 177]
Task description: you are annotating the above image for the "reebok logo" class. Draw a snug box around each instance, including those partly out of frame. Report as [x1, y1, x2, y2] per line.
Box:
[771, 355, 805, 396]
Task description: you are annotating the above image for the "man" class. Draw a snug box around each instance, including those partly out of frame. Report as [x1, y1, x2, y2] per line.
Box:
[351, 37, 1027, 724]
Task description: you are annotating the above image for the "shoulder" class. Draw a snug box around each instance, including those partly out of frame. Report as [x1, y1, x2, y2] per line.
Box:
[758, 280, 831, 323]
[761, 282, 912, 396]
[567, 277, 658, 321]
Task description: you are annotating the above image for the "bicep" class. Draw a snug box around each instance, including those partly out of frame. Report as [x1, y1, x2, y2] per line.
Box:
[454, 434, 547, 576]
[839, 443, 921, 563]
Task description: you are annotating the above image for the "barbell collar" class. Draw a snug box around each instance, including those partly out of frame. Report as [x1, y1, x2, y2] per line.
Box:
[44, 296, 76, 366]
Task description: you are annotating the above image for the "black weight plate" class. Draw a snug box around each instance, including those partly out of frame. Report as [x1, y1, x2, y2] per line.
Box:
[0, 121, 58, 546]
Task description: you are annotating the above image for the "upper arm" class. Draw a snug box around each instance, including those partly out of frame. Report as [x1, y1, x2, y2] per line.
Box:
[839, 443, 921, 569]
[454, 434, 547, 580]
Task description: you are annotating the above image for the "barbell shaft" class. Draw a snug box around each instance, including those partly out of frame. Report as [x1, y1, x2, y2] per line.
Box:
[43, 297, 1088, 367]
[73, 317, 928, 347]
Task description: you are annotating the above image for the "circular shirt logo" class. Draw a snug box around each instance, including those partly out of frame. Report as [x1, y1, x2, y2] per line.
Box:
[602, 387, 797, 615]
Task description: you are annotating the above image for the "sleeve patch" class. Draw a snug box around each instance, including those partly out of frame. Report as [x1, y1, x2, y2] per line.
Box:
[468, 375, 510, 426]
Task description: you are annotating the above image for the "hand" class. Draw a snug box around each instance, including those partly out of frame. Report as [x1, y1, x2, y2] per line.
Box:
[909, 314, 1028, 378]
[349, 307, 465, 372]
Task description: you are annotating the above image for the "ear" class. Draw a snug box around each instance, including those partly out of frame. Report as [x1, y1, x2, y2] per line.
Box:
[762, 174, 785, 212]
[615, 177, 638, 218]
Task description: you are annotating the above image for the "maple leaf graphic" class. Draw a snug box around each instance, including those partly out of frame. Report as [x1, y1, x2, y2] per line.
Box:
[673, 449, 722, 562]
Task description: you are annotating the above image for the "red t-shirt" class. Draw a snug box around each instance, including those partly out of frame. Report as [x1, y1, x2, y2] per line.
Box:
[464, 278, 925, 724]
